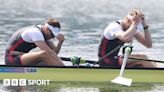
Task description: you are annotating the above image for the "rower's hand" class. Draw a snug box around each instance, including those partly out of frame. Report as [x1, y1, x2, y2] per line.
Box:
[132, 13, 141, 26]
[138, 11, 148, 28]
[141, 16, 148, 28]
[56, 34, 65, 43]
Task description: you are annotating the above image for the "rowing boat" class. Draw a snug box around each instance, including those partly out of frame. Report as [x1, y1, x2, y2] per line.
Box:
[1, 48, 164, 86]
[0, 66, 164, 83]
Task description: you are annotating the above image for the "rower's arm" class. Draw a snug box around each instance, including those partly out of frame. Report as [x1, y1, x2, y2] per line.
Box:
[55, 34, 65, 54]
[34, 41, 56, 54]
[115, 22, 138, 42]
[115, 14, 142, 42]
[135, 28, 152, 48]
[46, 40, 62, 54]
[134, 13, 152, 48]
[47, 34, 65, 54]
[34, 41, 64, 65]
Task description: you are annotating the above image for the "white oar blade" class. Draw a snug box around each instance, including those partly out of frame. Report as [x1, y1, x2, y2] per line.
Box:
[111, 76, 132, 86]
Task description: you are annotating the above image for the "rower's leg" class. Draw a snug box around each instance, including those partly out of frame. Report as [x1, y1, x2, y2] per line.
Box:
[20, 51, 64, 66]
[119, 54, 157, 68]
[127, 61, 157, 68]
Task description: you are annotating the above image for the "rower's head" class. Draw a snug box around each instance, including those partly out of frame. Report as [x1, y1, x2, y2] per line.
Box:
[43, 18, 61, 39]
[123, 9, 143, 30]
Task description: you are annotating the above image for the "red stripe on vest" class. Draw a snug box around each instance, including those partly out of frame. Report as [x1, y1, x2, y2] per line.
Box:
[8, 38, 24, 64]
[100, 37, 112, 64]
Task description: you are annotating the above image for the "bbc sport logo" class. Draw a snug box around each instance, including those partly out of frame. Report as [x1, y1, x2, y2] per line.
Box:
[3, 79, 50, 86]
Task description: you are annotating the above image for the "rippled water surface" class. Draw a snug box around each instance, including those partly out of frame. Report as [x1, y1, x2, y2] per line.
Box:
[1, 0, 164, 64]
[0, 0, 164, 91]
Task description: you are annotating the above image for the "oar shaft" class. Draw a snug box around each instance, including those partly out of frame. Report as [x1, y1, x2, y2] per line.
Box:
[119, 47, 131, 77]
[128, 57, 164, 63]
[60, 57, 97, 64]
[61, 55, 164, 66]
[60, 57, 71, 61]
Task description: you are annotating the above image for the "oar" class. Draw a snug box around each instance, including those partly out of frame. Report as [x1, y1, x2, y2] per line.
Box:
[127, 57, 164, 63]
[111, 43, 132, 86]
[60, 57, 98, 64]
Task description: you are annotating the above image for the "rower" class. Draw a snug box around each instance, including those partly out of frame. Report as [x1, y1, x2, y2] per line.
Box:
[98, 9, 156, 68]
[4, 18, 65, 66]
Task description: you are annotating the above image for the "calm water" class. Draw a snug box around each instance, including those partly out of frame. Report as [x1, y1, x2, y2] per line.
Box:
[0, 0, 164, 64]
[0, 0, 164, 91]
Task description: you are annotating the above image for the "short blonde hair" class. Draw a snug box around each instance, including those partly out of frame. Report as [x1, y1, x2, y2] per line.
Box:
[46, 18, 60, 28]
[128, 9, 142, 16]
